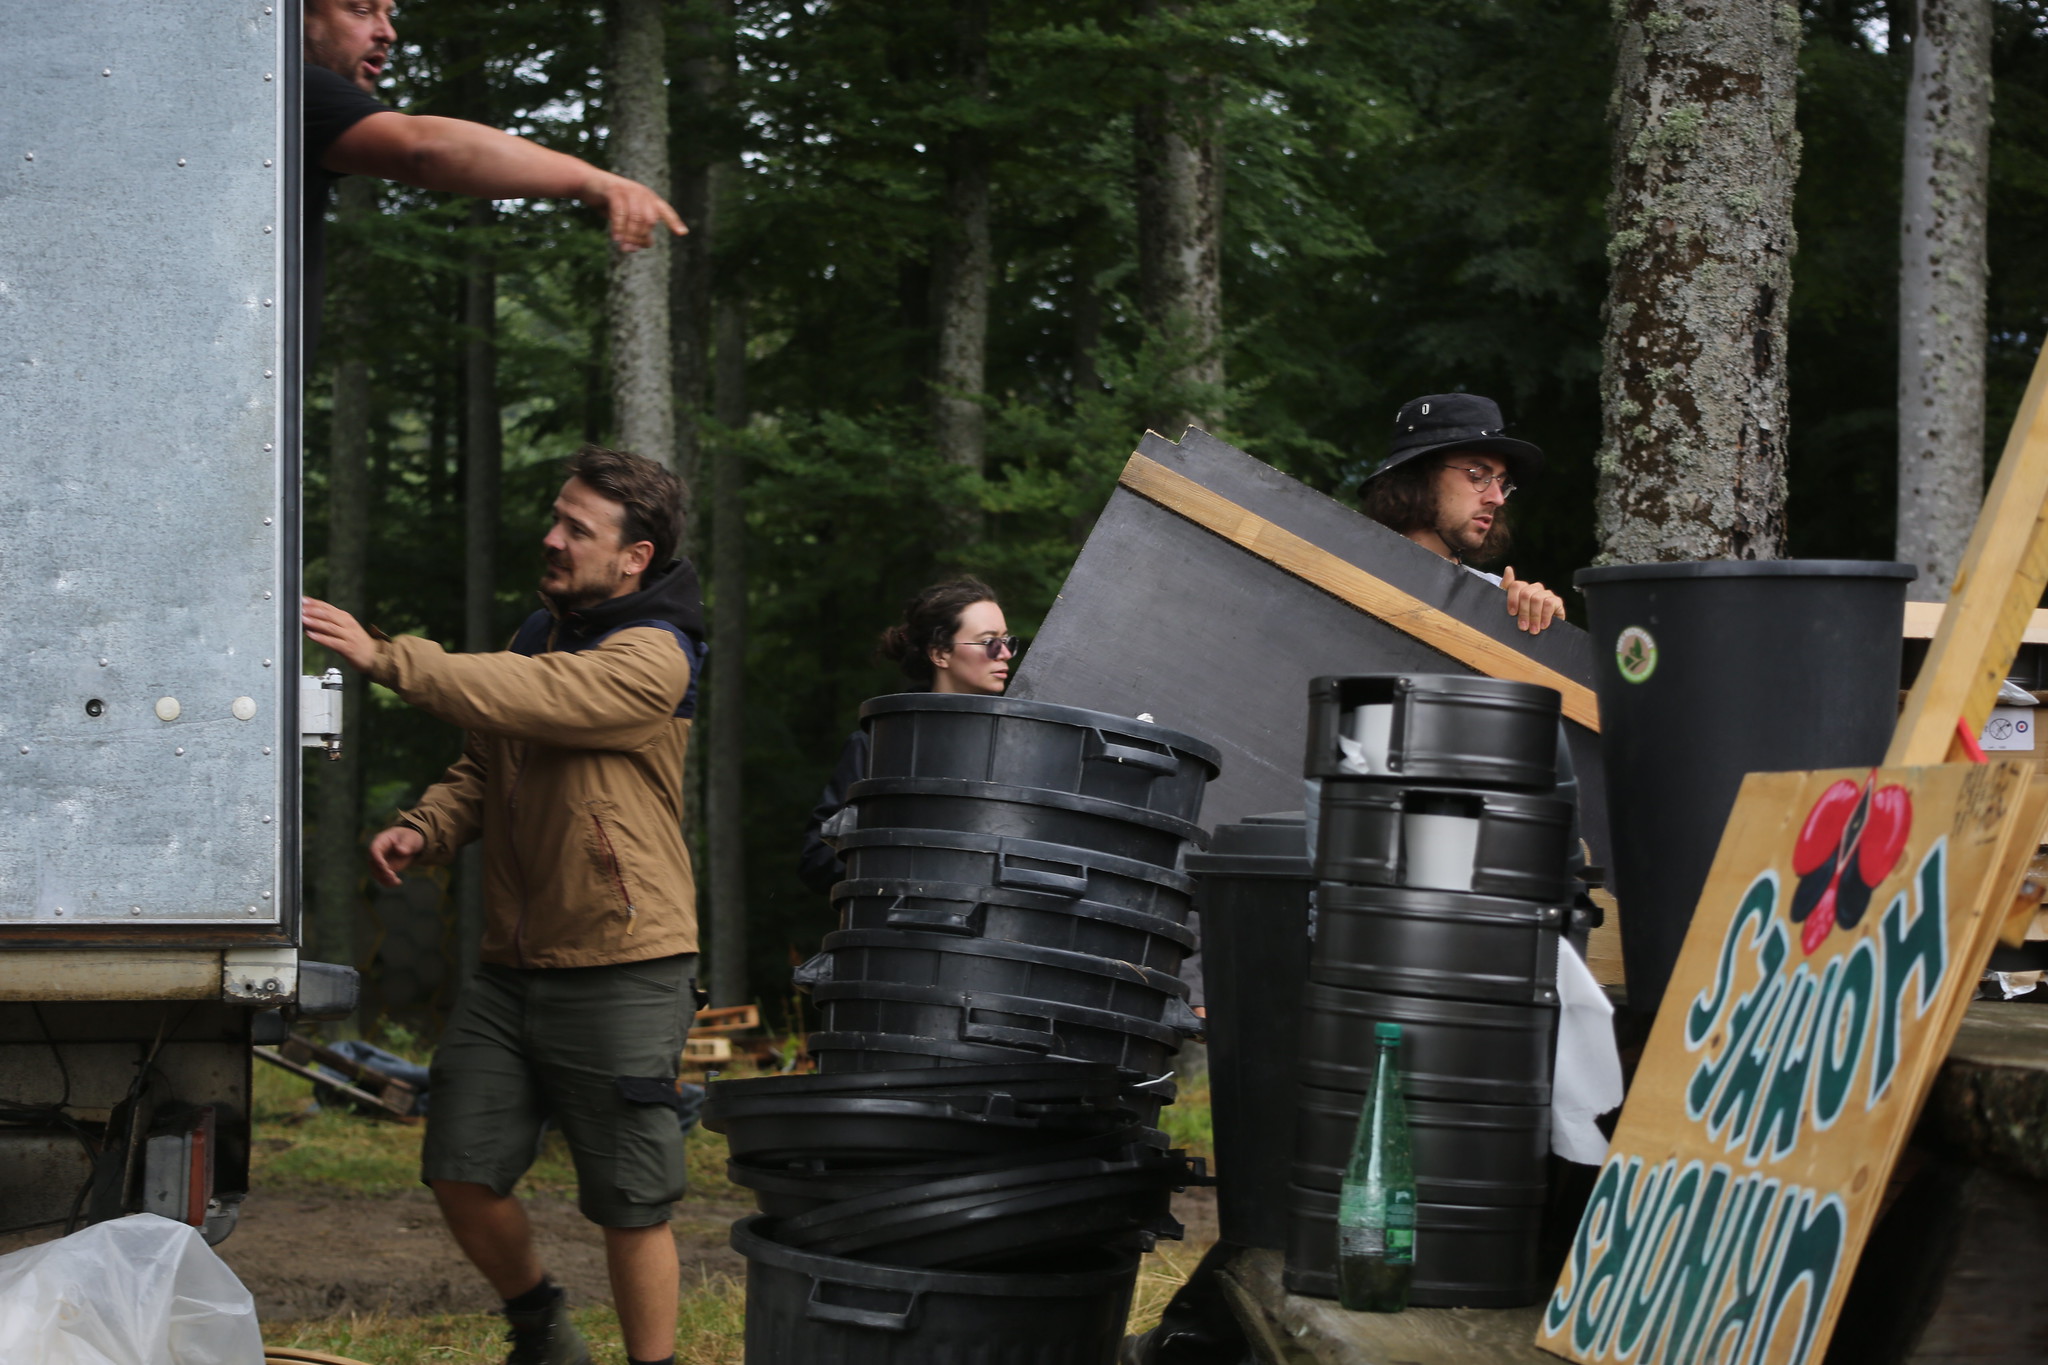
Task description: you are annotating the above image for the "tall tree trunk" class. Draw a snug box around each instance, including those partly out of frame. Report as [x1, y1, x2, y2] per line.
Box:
[708, 271, 749, 1007]
[310, 177, 377, 974]
[1896, 0, 1993, 600]
[1595, 0, 1800, 563]
[670, 38, 714, 559]
[607, 0, 675, 467]
[1134, 1, 1224, 439]
[931, 0, 991, 527]
[455, 198, 501, 984]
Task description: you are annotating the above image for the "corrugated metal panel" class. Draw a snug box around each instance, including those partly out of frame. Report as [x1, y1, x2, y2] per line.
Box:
[0, 2, 299, 938]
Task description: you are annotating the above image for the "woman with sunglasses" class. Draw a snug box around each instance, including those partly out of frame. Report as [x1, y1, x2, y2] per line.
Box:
[798, 578, 1018, 894]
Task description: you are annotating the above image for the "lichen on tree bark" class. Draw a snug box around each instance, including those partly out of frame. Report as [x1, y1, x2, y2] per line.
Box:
[1596, 0, 1801, 563]
[1896, 0, 1993, 601]
[607, 0, 675, 468]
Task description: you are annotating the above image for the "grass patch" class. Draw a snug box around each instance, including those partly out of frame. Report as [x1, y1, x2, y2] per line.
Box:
[268, 1280, 747, 1364]
[250, 1049, 741, 1200]
[1158, 1072, 1213, 1161]
[253, 1040, 1218, 1356]
[1124, 1240, 1208, 1340]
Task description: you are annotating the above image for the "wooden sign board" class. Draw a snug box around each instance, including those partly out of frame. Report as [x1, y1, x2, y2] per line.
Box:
[1537, 761, 2032, 1365]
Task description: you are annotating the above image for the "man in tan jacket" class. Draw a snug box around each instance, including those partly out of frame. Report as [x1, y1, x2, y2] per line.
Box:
[304, 446, 704, 1365]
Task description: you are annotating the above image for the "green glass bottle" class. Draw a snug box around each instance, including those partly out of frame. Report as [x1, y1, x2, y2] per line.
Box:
[1336, 1020, 1416, 1312]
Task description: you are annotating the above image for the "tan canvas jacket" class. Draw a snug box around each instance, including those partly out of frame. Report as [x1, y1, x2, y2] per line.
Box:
[370, 627, 697, 968]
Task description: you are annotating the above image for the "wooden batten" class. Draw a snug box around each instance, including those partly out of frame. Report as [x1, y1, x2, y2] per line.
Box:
[1117, 453, 1602, 730]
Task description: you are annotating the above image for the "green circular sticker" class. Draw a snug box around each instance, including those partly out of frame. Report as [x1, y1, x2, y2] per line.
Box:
[1616, 626, 1658, 683]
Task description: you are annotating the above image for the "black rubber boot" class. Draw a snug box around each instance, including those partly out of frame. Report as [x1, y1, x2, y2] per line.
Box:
[1119, 1243, 1258, 1365]
[503, 1285, 594, 1365]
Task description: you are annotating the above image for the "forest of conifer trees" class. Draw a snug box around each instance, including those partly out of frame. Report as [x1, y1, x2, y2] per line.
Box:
[305, 0, 2048, 1018]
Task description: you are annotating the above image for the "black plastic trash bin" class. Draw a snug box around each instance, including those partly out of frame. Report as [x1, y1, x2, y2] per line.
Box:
[860, 693, 1221, 825]
[733, 1214, 1140, 1363]
[1575, 560, 1915, 1013]
[1183, 812, 1314, 1252]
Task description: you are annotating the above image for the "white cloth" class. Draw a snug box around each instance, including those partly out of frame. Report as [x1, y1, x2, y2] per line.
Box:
[1551, 938, 1625, 1165]
[0, 1214, 262, 1365]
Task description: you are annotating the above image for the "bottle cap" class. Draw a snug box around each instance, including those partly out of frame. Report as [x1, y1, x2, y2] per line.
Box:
[1375, 1021, 1402, 1042]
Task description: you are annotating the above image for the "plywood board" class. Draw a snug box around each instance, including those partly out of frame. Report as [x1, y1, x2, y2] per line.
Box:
[1537, 761, 2029, 1365]
[1010, 428, 1608, 856]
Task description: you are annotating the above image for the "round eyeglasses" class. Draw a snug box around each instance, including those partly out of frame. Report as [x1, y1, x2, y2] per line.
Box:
[1441, 462, 1516, 498]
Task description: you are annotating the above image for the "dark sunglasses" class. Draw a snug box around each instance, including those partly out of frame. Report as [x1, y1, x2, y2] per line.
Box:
[947, 635, 1021, 659]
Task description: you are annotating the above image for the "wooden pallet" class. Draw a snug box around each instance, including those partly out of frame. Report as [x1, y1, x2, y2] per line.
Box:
[253, 1037, 419, 1121]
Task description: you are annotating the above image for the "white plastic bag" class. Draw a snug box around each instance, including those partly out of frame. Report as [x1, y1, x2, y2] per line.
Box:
[1551, 939, 1626, 1165]
[0, 1214, 262, 1365]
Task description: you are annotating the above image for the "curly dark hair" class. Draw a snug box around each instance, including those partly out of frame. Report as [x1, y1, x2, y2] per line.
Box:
[565, 444, 686, 568]
[879, 578, 1001, 684]
[1361, 458, 1512, 564]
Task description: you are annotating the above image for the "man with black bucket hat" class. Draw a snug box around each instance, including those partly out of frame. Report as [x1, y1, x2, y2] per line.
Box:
[1360, 393, 1567, 636]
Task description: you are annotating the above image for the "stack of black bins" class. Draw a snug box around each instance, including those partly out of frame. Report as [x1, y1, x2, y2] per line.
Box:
[805, 694, 1219, 1099]
[711, 694, 1221, 1364]
[1286, 675, 1570, 1309]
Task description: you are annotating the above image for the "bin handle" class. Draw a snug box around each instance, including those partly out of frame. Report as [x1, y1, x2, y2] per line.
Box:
[995, 845, 1089, 898]
[882, 894, 980, 935]
[805, 1278, 920, 1332]
[961, 1003, 1057, 1052]
[791, 952, 831, 991]
[1085, 728, 1181, 776]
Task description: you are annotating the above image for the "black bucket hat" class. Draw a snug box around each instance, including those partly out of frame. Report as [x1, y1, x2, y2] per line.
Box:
[1362, 393, 1545, 486]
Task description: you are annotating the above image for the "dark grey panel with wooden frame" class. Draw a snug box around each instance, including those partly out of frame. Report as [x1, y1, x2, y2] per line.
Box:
[1008, 428, 1608, 867]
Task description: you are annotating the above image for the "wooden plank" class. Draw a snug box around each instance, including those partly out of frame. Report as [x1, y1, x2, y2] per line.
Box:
[1538, 761, 2029, 1365]
[1901, 600, 2048, 643]
[1119, 453, 1601, 731]
[252, 1046, 417, 1122]
[1217, 1247, 1555, 1365]
[1584, 887, 1626, 989]
[689, 1004, 760, 1036]
[683, 1036, 733, 1064]
[1888, 342, 2048, 765]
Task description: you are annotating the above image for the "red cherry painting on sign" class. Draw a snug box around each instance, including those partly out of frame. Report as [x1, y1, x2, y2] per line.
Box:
[1788, 773, 1912, 954]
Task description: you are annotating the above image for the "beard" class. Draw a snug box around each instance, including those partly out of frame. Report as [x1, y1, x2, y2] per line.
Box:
[539, 557, 615, 612]
[1443, 509, 1513, 565]
[304, 33, 383, 93]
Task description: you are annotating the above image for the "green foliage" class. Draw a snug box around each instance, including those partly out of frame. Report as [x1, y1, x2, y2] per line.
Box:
[310, 0, 2048, 1018]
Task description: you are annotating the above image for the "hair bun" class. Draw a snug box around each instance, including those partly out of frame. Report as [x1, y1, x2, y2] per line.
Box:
[877, 623, 915, 664]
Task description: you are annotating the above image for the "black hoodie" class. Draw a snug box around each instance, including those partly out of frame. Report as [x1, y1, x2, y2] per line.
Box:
[509, 558, 708, 718]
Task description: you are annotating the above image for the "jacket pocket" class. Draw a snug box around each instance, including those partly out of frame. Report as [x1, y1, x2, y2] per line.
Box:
[584, 800, 639, 932]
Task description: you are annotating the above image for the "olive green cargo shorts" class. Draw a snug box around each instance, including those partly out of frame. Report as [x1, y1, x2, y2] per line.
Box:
[422, 952, 700, 1227]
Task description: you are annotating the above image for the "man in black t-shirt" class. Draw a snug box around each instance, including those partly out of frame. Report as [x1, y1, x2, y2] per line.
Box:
[303, 0, 682, 358]
[304, 10, 687, 1364]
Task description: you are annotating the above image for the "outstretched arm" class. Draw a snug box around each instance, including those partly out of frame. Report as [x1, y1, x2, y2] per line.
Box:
[304, 598, 691, 750]
[322, 111, 685, 252]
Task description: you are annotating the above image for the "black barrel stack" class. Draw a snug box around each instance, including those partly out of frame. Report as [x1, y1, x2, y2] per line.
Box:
[708, 693, 1221, 1363]
[1286, 675, 1571, 1307]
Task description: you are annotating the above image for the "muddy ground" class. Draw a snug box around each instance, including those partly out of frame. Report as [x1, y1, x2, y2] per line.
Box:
[214, 1181, 1219, 1323]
